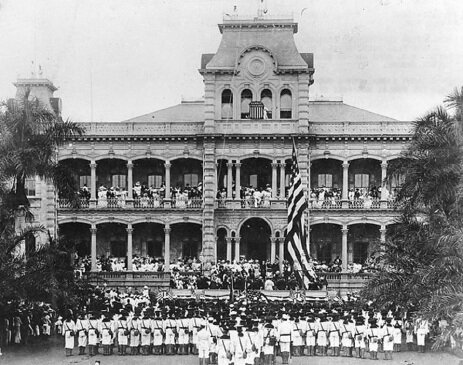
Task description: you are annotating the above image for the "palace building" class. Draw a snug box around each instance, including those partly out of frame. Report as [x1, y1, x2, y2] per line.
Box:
[18, 14, 411, 276]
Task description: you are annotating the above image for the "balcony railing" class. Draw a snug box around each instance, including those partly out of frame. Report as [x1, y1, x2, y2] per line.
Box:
[58, 197, 204, 210]
[309, 199, 342, 209]
[309, 198, 401, 210]
[171, 197, 203, 209]
[133, 197, 163, 208]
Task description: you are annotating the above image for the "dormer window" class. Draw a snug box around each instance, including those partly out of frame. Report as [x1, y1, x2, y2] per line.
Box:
[280, 89, 292, 119]
[241, 89, 252, 119]
[260, 89, 272, 119]
[221, 89, 233, 119]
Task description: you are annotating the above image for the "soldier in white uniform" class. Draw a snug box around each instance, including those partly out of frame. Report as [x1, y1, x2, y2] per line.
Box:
[327, 315, 341, 356]
[244, 325, 260, 365]
[197, 323, 211, 365]
[354, 318, 366, 358]
[415, 318, 429, 353]
[164, 314, 177, 355]
[116, 313, 129, 355]
[316, 315, 329, 356]
[139, 314, 152, 355]
[76, 313, 89, 355]
[262, 322, 277, 365]
[87, 312, 101, 356]
[277, 314, 291, 364]
[382, 322, 394, 360]
[100, 316, 114, 356]
[305, 316, 317, 356]
[217, 327, 233, 365]
[151, 312, 164, 355]
[232, 326, 247, 365]
[291, 315, 304, 356]
[191, 312, 205, 355]
[129, 315, 141, 355]
[392, 320, 403, 352]
[177, 315, 191, 354]
[340, 318, 353, 357]
[63, 316, 76, 356]
[367, 320, 380, 360]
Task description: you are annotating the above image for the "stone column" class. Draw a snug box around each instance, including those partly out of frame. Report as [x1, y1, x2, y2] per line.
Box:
[341, 225, 348, 272]
[90, 161, 97, 207]
[126, 224, 133, 271]
[234, 162, 241, 200]
[307, 162, 312, 194]
[381, 161, 388, 200]
[90, 225, 97, 271]
[234, 237, 241, 262]
[164, 224, 171, 271]
[380, 224, 387, 245]
[165, 162, 171, 199]
[271, 162, 278, 198]
[279, 162, 286, 199]
[227, 162, 233, 198]
[342, 161, 349, 200]
[270, 236, 276, 263]
[279, 238, 284, 272]
[226, 236, 232, 261]
[127, 161, 133, 199]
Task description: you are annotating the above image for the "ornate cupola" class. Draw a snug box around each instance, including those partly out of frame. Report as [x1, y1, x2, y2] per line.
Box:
[200, 13, 314, 134]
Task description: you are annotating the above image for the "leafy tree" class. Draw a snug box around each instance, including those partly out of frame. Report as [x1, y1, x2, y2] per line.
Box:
[361, 91, 463, 348]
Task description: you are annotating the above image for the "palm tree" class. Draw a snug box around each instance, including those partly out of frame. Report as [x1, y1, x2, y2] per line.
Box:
[361, 97, 463, 348]
[0, 88, 84, 234]
[445, 86, 463, 123]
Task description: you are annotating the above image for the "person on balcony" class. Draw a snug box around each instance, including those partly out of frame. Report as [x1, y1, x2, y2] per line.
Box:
[133, 182, 142, 199]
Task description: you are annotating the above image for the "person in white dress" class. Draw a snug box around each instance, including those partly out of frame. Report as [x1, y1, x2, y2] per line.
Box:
[415, 318, 429, 353]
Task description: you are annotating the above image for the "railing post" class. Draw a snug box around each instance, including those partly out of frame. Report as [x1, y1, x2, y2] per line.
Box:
[341, 225, 348, 272]
[90, 225, 97, 271]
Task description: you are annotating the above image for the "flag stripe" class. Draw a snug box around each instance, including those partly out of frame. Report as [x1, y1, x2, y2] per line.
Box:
[285, 140, 313, 289]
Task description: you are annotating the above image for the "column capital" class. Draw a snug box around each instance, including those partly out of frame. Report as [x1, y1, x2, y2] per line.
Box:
[234, 162, 241, 168]
[271, 162, 279, 168]
[127, 161, 133, 169]
[279, 162, 286, 168]
[342, 161, 349, 169]
[226, 162, 234, 168]
[270, 236, 277, 243]
[164, 162, 171, 169]
[126, 224, 133, 234]
[90, 227, 97, 234]
[226, 237, 233, 244]
[90, 161, 97, 169]
[381, 161, 388, 169]
[164, 225, 171, 234]
[341, 226, 349, 234]
[234, 236, 241, 243]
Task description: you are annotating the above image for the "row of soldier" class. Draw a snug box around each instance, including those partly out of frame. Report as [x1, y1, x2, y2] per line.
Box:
[59, 302, 430, 364]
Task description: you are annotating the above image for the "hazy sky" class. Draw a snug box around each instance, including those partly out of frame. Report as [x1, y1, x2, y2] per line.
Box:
[0, 0, 462, 122]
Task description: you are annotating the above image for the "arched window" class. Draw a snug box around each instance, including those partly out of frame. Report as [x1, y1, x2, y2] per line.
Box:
[221, 89, 233, 119]
[280, 89, 292, 119]
[260, 89, 272, 119]
[241, 89, 252, 119]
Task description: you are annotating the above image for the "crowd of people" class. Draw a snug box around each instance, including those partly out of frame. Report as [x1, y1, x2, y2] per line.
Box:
[77, 181, 203, 207]
[217, 185, 274, 208]
[169, 259, 326, 291]
[1, 286, 454, 363]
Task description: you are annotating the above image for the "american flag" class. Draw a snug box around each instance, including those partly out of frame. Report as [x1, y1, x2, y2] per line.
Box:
[285, 140, 313, 289]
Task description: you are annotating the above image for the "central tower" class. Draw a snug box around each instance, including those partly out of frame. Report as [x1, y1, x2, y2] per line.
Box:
[199, 14, 314, 134]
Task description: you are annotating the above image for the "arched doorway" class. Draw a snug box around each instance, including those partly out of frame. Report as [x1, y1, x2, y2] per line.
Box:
[239, 218, 271, 261]
[171, 223, 202, 260]
[59, 222, 91, 258]
[348, 224, 380, 264]
[132, 223, 164, 259]
[311, 224, 342, 264]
